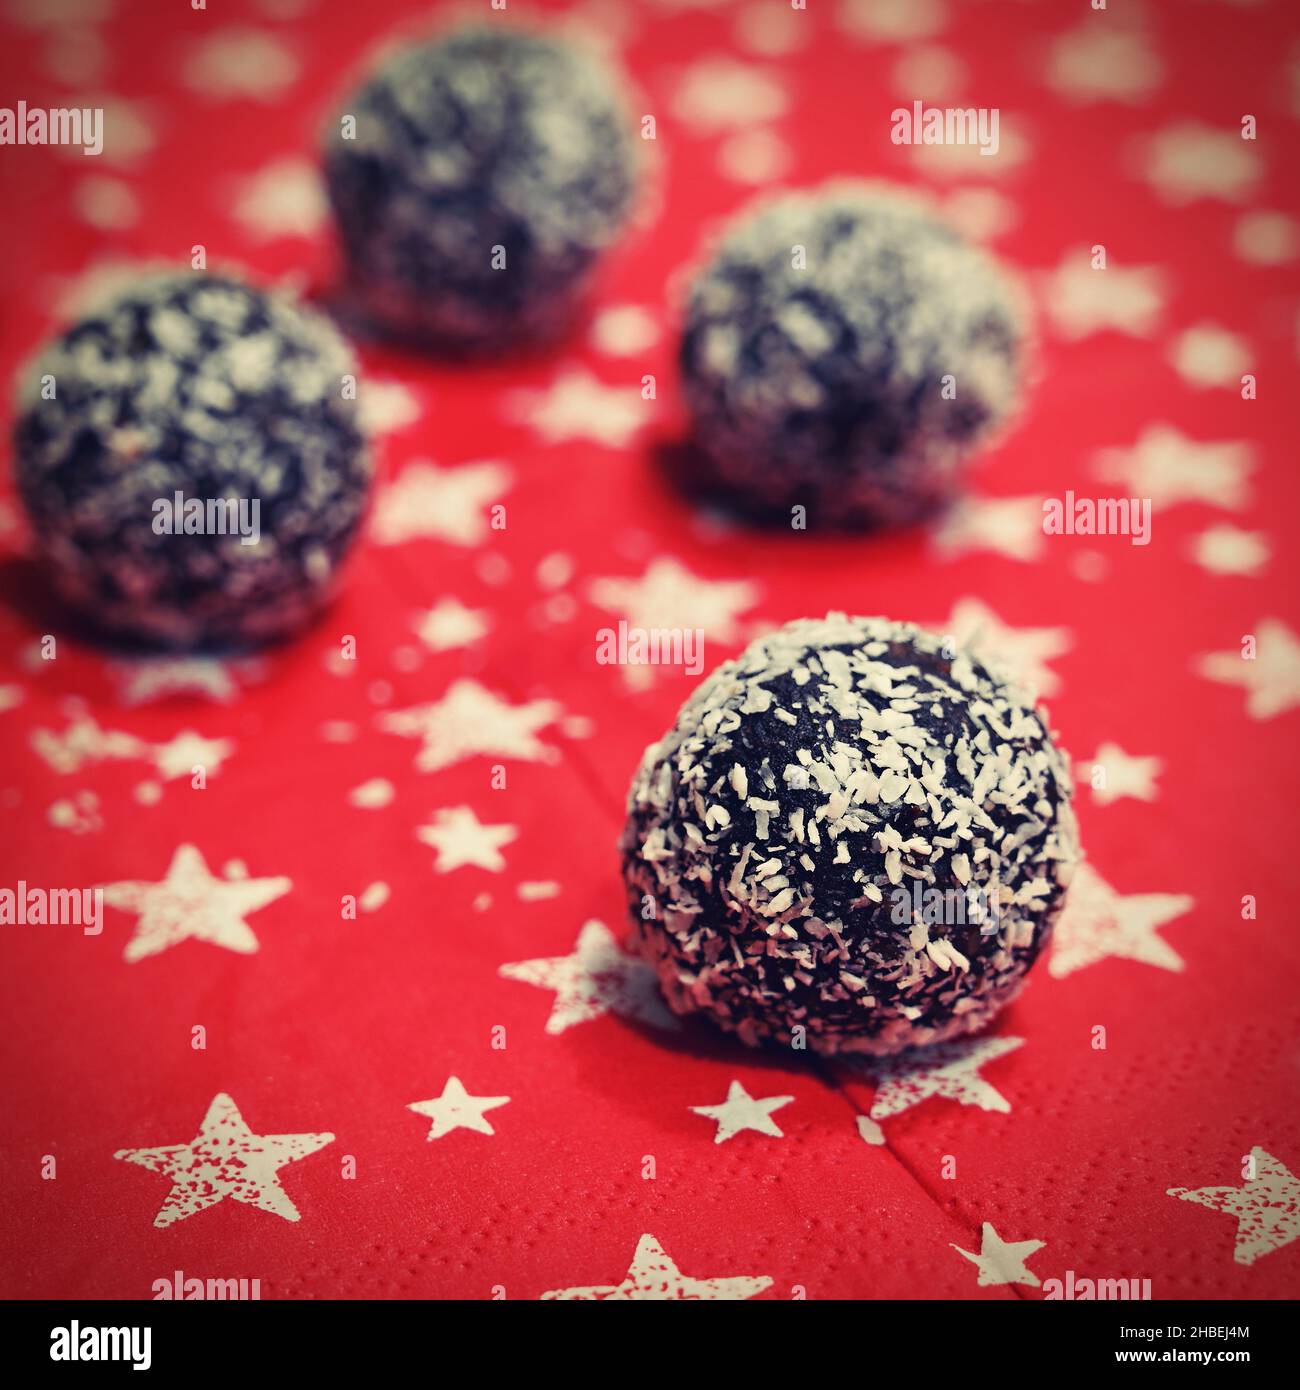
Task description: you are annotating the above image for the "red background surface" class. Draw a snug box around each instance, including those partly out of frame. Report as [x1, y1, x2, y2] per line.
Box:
[0, 0, 1297, 1300]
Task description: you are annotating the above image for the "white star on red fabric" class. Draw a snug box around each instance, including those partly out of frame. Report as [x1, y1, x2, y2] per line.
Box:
[508, 367, 649, 448]
[371, 459, 511, 548]
[500, 919, 677, 1035]
[407, 1077, 510, 1140]
[1189, 525, 1269, 577]
[938, 597, 1071, 698]
[691, 1080, 793, 1143]
[412, 597, 491, 652]
[1141, 121, 1261, 204]
[1079, 742, 1162, 806]
[1168, 1148, 1300, 1266]
[379, 679, 562, 773]
[1169, 323, 1250, 389]
[1046, 20, 1161, 102]
[356, 378, 422, 437]
[102, 843, 291, 962]
[670, 57, 787, 131]
[541, 1233, 772, 1300]
[114, 1092, 332, 1228]
[1197, 619, 1300, 719]
[151, 731, 234, 782]
[1093, 424, 1253, 511]
[1042, 250, 1164, 339]
[860, 1035, 1025, 1121]
[588, 557, 759, 643]
[116, 657, 239, 705]
[1049, 863, 1192, 978]
[231, 156, 326, 240]
[952, 1223, 1045, 1287]
[415, 806, 517, 873]
[932, 494, 1046, 562]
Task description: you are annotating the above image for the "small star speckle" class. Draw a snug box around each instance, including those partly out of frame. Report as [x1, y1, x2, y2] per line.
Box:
[1049, 863, 1192, 978]
[542, 1233, 772, 1300]
[1079, 743, 1162, 806]
[691, 1080, 794, 1143]
[952, 1223, 1045, 1288]
[1197, 619, 1300, 719]
[416, 805, 517, 874]
[407, 1077, 510, 1140]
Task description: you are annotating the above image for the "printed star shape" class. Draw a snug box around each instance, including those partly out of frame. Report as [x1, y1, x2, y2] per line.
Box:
[1170, 323, 1250, 389]
[1079, 742, 1162, 806]
[183, 28, 299, 100]
[416, 806, 517, 873]
[938, 597, 1071, 698]
[1197, 619, 1300, 719]
[379, 679, 562, 773]
[508, 367, 649, 448]
[932, 494, 1046, 562]
[1141, 121, 1261, 204]
[1049, 863, 1192, 978]
[952, 1223, 1045, 1288]
[1189, 525, 1269, 577]
[413, 597, 491, 652]
[541, 1233, 772, 1300]
[670, 57, 787, 131]
[102, 843, 291, 962]
[1046, 20, 1161, 102]
[151, 731, 234, 781]
[1043, 250, 1164, 339]
[500, 919, 678, 1035]
[371, 459, 511, 548]
[407, 1077, 510, 1140]
[116, 657, 238, 705]
[356, 378, 422, 437]
[861, 1036, 1025, 1121]
[1168, 1148, 1300, 1266]
[691, 1080, 794, 1143]
[588, 557, 759, 644]
[1093, 424, 1253, 511]
[114, 1092, 333, 1229]
[231, 156, 326, 240]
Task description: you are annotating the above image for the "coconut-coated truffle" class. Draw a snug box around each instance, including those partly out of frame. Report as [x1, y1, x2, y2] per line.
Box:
[323, 24, 639, 349]
[620, 615, 1079, 1056]
[13, 271, 370, 648]
[679, 183, 1025, 528]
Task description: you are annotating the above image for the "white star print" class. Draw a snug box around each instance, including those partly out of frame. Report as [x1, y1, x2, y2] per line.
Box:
[116, 657, 239, 705]
[541, 1233, 772, 1300]
[590, 304, 660, 357]
[1093, 425, 1253, 511]
[932, 494, 1046, 562]
[115, 1092, 332, 1229]
[356, 378, 421, 437]
[415, 806, 517, 873]
[1049, 863, 1192, 978]
[1042, 250, 1164, 339]
[1141, 121, 1261, 204]
[1169, 323, 1250, 388]
[500, 919, 678, 1035]
[102, 843, 291, 963]
[838, 0, 947, 43]
[670, 57, 787, 131]
[379, 679, 562, 773]
[1046, 21, 1161, 102]
[412, 597, 491, 652]
[860, 1035, 1025, 1121]
[1197, 618, 1300, 719]
[952, 1223, 1045, 1288]
[1233, 210, 1298, 265]
[1168, 1148, 1300, 1266]
[407, 1077, 510, 1140]
[588, 557, 759, 644]
[1079, 742, 1162, 806]
[31, 713, 145, 773]
[231, 156, 326, 240]
[183, 27, 299, 100]
[938, 597, 1071, 699]
[1189, 525, 1270, 577]
[507, 367, 650, 448]
[371, 459, 511, 548]
[151, 731, 235, 782]
[691, 1080, 794, 1143]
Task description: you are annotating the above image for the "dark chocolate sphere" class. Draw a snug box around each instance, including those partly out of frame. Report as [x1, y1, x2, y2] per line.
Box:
[323, 25, 639, 349]
[620, 615, 1079, 1055]
[679, 183, 1025, 527]
[13, 271, 370, 648]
